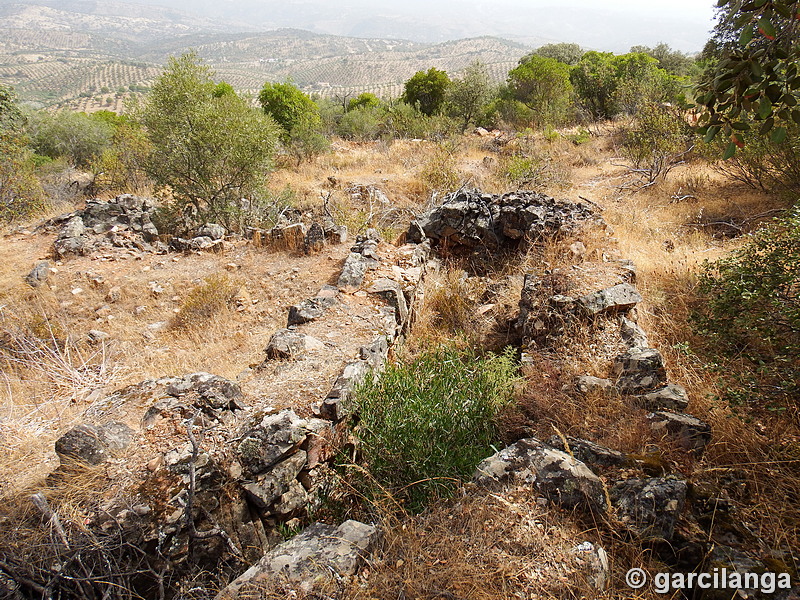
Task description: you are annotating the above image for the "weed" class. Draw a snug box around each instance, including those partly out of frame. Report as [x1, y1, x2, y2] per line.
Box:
[353, 343, 520, 511]
[170, 274, 240, 331]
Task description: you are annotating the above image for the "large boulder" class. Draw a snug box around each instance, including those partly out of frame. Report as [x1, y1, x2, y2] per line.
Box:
[635, 384, 690, 412]
[407, 189, 599, 252]
[546, 435, 629, 471]
[648, 411, 711, 452]
[474, 437, 607, 511]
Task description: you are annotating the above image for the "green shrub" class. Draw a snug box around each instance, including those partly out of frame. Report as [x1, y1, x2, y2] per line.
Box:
[693, 206, 800, 405]
[354, 344, 519, 511]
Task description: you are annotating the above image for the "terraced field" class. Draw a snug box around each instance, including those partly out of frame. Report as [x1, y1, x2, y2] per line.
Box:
[1, 6, 528, 109]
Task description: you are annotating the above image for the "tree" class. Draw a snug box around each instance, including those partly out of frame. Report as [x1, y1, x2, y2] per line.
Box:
[258, 81, 320, 138]
[136, 52, 280, 231]
[348, 92, 381, 112]
[0, 85, 45, 221]
[401, 68, 451, 116]
[446, 61, 493, 129]
[570, 51, 618, 120]
[26, 110, 113, 168]
[529, 43, 584, 66]
[695, 0, 800, 157]
[629, 43, 694, 76]
[506, 55, 573, 127]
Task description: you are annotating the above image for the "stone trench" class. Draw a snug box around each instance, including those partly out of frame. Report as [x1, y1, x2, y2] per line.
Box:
[23, 190, 797, 600]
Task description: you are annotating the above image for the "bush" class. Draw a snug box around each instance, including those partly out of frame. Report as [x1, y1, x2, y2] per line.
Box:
[171, 274, 240, 330]
[26, 110, 114, 168]
[354, 344, 519, 511]
[337, 105, 384, 141]
[693, 206, 800, 405]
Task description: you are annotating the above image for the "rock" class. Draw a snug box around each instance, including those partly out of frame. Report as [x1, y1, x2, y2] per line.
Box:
[620, 316, 649, 348]
[264, 329, 324, 360]
[319, 360, 371, 422]
[242, 451, 308, 510]
[573, 375, 615, 396]
[613, 347, 667, 394]
[610, 477, 687, 540]
[106, 286, 122, 303]
[268, 222, 306, 252]
[573, 541, 609, 591]
[569, 241, 587, 262]
[359, 336, 389, 371]
[53, 216, 88, 258]
[407, 189, 599, 253]
[577, 283, 642, 316]
[272, 480, 309, 517]
[648, 411, 711, 452]
[473, 438, 607, 511]
[635, 384, 690, 411]
[615, 259, 637, 283]
[237, 410, 315, 476]
[217, 520, 380, 598]
[25, 261, 50, 288]
[87, 329, 110, 343]
[337, 252, 376, 291]
[546, 436, 628, 471]
[367, 278, 408, 326]
[197, 223, 226, 240]
[287, 297, 333, 327]
[304, 222, 326, 253]
[54, 422, 134, 466]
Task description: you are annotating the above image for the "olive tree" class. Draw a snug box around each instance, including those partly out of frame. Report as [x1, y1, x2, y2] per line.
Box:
[136, 52, 280, 231]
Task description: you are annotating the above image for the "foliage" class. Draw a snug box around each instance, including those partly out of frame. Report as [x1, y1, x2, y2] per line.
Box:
[348, 92, 381, 112]
[694, 0, 800, 157]
[506, 55, 573, 127]
[91, 120, 152, 194]
[26, 110, 114, 168]
[445, 61, 494, 129]
[286, 120, 330, 165]
[171, 273, 240, 330]
[571, 51, 680, 120]
[354, 344, 519, 511]
[629, 43, 694, 76]
[0, 85, 46, 221]
[622, 102, 694, 186]
[401, 67, 451, 116]
[694, 206, 800, 404]
[528, 43, 584, 66]
[383, 101, 459, 140]
[136, 52, 280, 233]
[337, 105, 384, 140]
[258, 81, 321, 138]
[700, 118, 800, 194]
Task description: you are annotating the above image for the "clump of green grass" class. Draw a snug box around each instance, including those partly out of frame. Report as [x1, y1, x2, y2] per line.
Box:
[353, 344, 520, 511]
[170, 273, 239, 330]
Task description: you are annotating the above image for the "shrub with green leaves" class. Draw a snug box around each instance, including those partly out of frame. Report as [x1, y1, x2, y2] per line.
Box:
[354, 344, 519, 511]
[694, 206, 800, 404]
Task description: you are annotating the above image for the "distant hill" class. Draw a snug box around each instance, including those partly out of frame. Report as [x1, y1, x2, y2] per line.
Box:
[0, 2, 529, 108]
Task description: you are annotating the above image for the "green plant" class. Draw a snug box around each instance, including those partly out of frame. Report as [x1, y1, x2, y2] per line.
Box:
[171, 274, 240, 330]
[506, 55, 574, 128]
[354, 344, 519, 511]
[136, 52, 280, 233]
[693, 206, 800, 405]
[26, 110, 114, 168]
[258, 80, 320, 139]
[445, 61, 494, 130]
[401, 68, 451, 116]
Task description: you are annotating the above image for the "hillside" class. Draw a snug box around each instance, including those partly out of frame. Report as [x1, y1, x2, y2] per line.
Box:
[0, 2, 528, 108]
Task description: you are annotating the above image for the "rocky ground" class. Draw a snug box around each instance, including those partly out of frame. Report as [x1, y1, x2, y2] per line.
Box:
[0, 132, 797, 599]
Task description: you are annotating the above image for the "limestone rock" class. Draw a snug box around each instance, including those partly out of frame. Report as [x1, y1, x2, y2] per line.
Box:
[577, 283, 642, 316]
[53, 216, 88, 258]
[197, 223, 226, 240]
[613, 347, 667, 394]
[648, 411, 711, 452]
[318, 360, 371, 422]
[610, 477, 687, 540]
[265, 329, 324, 360]
[304, 222, 325, 253]
[620, 315, 649, 349]
[635, 384, 690, 411]
[573, 375, 615, 396]
[25, 261, 50, 288]
[218, 520, 380, 599]
[55, 422, 134, 465]
[242, 451, 308, 509]
[368, 278, 408, 325]
[337, 252, 376, 291]
[546, 435, 628, 471]
[237, 410, 315, 476]
[474, 437, 607, 511]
